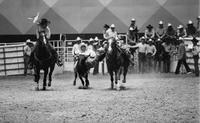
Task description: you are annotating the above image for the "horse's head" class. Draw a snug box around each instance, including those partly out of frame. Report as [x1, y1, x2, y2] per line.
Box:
[107, 38, 118, 54]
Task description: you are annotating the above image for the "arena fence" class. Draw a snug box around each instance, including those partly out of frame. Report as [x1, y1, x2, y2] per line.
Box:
[0, 36, 199, 76]
[0, 44, 25, 76]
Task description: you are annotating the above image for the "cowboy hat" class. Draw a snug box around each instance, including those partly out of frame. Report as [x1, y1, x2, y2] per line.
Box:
[94, 37, 99, 41]
[167, 23, 172, 27]
[89, 38, 93, 42]
[39, 18, 50, 26]
[131, 18, 136, 21]
[104, 24, 110, 28]
[188, 20, 193, 24]
[129, 27, 134, 31]
[110, 24, 115, 28]
[177, 25, 183, 29]
[159, 21, 163, 25]
[76, 37, 81, 41]
[146, 24, 153, 29]
[80, 42, 87, 48]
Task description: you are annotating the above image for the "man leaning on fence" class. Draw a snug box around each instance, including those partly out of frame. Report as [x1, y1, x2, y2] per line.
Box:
[24, 39, 33, 75]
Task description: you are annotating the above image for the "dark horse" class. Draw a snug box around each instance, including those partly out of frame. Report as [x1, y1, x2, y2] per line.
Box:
[73, 54, 90, 89]
[105, 38, 130, 90]
[32, 33, 57, 90]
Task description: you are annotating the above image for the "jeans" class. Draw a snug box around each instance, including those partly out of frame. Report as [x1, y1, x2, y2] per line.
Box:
[193, 55, 199, 76]
[175, 58, 191, 74]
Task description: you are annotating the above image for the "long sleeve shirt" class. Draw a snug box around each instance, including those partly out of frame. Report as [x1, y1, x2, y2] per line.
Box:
[144, 29, 155, 39]
[146, 44, 157, 56]
[177, 43, 186, 60]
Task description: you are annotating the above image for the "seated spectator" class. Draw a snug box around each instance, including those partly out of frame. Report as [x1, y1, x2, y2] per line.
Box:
[186, 20, 197, 37]
[144, 24, 155, 40]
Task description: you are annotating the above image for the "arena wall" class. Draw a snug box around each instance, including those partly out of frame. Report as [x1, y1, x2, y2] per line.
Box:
[0, 0, 199, 35]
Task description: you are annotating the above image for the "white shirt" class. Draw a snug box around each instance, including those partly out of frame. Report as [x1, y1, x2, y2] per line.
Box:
[146, 44, 157, 56]
[106, 28, 118, 40]
[135, 43, 147, 53]
[72, 44, 80, 56]
[24, 45, 32, 56]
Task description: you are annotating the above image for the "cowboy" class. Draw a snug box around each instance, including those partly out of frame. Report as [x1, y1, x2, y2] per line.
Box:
[177, 25, 187, 38]
[128, 18, 139, 43]
[107, 24, 118, 40]
[186, 20, 197, 37]
[103, 24, 110, 40]
[162, 38, 171, 73]
[72, 37, 82, 63]
[154, 38, 164, 72]
[93, 37, 100, 75]
[30, 18, 59, 66]
[156, 21, 166, 41]
[88, 38, 94, 51]
[144, 24, 155, 40]
[24, 39, 33, 75]
[191, 37, 200, 76]
[197, 16, 200, 37]
[146, 39, 157, 72]
[129, 37, 147, 73]
[175, 38, 192, 74]
[79, 43, 97, 69]
[165, 23, 176, 45]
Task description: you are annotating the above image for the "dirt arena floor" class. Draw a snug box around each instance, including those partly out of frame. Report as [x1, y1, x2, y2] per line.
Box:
[0, 72, 199, 123]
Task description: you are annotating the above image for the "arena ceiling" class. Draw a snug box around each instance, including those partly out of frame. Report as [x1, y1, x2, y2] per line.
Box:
[0, 0, 199, 34]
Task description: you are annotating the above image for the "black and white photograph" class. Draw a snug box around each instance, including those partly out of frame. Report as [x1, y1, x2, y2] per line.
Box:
[0, 0, 199, 122]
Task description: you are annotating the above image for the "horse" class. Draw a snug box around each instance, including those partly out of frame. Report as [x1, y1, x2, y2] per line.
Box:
[32, 33, 57, 90]
[105, 38, 130, 90]
[73, 54, 91, 89]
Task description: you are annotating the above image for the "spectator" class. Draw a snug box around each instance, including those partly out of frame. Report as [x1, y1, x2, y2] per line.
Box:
[197, 16, 200, 37]
[144, 24, 155, 40]
[24, 39, 33, 75]
[128, 18, 139, 42]
[129, 37, 147, 73]
[175, 38, 192, 74]
[186, 20, 197, 37]
[162, 41, 171, 73]
[146, 39, 157, 72]
[154, 38, 164, 72]
[165, 23, 176, 45]
[177, 25, 187, 38]
[191, 37, 200, 76]
[93, 37, 100, 75]
[156, 21, 166, 40]
[72, 37, 82, 66]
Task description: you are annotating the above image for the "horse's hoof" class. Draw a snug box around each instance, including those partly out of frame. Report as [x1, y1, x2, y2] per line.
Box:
[122, 80, 126, 83]
[42, 86, 46, 90]
[48, 82, 51, 87]
[78, 86, 83, 89]
[35, 87, 39, 91]
[73, 81, 76, 86]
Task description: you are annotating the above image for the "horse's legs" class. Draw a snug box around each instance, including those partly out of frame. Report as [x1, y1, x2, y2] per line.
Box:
[79, 75, 85, 87]
[115, 71, 120, 90]
[109, 71, 114, 89]
[73, 71, 77, 86]
[43, 68, 48, 90]
[48, 64, 55, 87]
[122, 66, 128, 83]
[34, 67, 40, 90]
[85, 74, 89, 87]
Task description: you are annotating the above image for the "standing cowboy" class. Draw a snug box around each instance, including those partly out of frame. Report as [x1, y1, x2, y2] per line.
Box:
[72, 37, 82, 64]
[93, 37, 100, 75]
[146, 39, 157, 72]
[24, 39, 33, 75]
[129, 37, 147, 73]
[191, 37, 200, 76]
[175, 38, 192, 74]
[162, 40, 171, 73]
[154, 38, 164, 72]
[144, 24, 155, 40]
